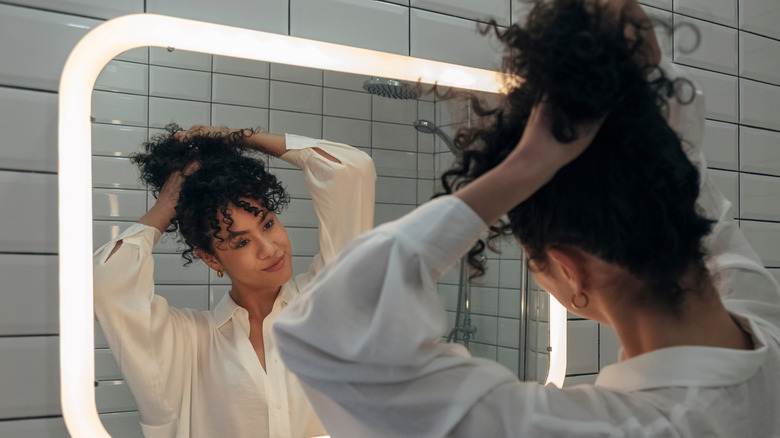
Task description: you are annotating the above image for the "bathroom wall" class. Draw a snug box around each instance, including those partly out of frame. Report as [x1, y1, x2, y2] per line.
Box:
[1, 0, 779, 436]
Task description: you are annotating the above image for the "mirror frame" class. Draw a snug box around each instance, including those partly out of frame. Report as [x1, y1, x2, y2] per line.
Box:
[58, 14, 565, 436]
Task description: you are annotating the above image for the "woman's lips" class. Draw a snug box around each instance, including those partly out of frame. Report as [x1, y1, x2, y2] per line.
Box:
[264, 255, 285, 272]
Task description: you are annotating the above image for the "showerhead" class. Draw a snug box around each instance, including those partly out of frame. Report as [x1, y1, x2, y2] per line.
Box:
[414, 119, 458, 156]
[363, 78, 422, 100]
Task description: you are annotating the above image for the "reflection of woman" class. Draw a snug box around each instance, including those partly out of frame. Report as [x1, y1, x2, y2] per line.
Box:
[93, 127, 375, 437]
[274, 0, 780, 436]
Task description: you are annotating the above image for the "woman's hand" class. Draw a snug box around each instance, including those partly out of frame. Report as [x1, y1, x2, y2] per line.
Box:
[175, 125, 288, 158]
[138, 161, 200, 234]
[601, 0, 662, 74]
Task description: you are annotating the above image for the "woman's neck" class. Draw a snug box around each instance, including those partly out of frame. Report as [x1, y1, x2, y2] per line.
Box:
[609, 277, 754, 359]
[229, 283, 282, 321]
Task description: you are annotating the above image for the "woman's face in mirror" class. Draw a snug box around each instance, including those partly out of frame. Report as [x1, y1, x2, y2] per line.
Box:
[203, 202, 293, 290]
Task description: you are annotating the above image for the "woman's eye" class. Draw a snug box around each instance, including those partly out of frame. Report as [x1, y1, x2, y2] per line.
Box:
[264, 220, 274, 230]
[236, 239, 248, 248]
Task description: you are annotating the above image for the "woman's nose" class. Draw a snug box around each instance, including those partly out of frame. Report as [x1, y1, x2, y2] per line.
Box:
[256, 236, 276, 258]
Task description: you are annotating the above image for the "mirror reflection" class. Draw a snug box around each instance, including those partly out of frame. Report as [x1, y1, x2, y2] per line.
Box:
[90, 47, 533, 436]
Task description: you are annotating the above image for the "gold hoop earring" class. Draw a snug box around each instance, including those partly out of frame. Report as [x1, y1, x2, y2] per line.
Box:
[571, 294, 589, 310]
[217, 269, 224, 278]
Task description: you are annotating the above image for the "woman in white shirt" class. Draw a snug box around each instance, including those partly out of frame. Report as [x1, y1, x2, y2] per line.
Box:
[273, 0, 780, 436]
[93, 126, 375, 437]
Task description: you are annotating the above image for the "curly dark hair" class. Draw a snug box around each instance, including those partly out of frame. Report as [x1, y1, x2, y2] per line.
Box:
[437, 0, 713, 313]
[130, 124, 290, 264]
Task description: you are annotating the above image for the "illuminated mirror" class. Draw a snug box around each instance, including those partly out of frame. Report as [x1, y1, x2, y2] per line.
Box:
[60, 14, 566, 436]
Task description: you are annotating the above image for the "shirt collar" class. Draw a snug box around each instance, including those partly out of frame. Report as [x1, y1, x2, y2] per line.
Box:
[595, 312, 768, 392]
[212, 280, 299, 328]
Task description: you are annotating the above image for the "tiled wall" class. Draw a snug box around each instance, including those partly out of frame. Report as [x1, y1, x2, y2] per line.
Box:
[1, 0, 779, 436]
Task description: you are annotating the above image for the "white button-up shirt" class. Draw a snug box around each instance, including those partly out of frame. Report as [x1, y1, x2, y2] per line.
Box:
[93, 134, 376, 438]
[273, 61, 780, 437]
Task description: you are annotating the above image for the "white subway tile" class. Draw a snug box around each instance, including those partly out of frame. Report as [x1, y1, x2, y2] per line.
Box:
[92, 156, 143, 189]
[674, 17, 737, 75]
[212, 74, 269, 108]
[147, 0, 287, 34]
[374, 203, 415, 225]
[418, 100, 435, 122]
[95, 348, 121, 381]
[376, 176, 418, 204]
[100, 411, 144, 438]
[116, 47, 149, 64]
[498, 288, 522, 318]
[92, 188, 147, 221]
[152, 254, 209, 284]
[740, 0, 780, 40]
[740, 79, 780, 131]
[472, 314, 498, 344]
[279, 198, 318, 228]
[740, 127, 780, 177]
[469, 286, 499, 316]
[92, 124, 147, 158]
[740, 174, 780, 221]
[702, 120, 738, 170]
[152, 229, 188, 255]
[0, 87, 57, 172]
[156, 285, 210, 311]
[499, 259, 522, 288]
[211, 104, 269, 130]
[674, 0, 737, 27]
[417, 152, 434, 179]
[213, 56, 270, 78]
[92, 220, 136, 251]
[372, 94, 419, 125]
[0, 255, 58, 336]
[472, 257, 500, 288]
[469, 341, 498, 360]
[567, 319, 599, 375]
[287, 227, 320, 257]
[95, 380, 137, 414]
[324, 71, 372, 92]
[373, 149, 418, 178]
[411, 0, 511, 27]
[270, 110, 323, 141]
[95, 60, 149, 95]
[497, 235, 522, 260]
[0, 171, 57, 252]
[411, 9, 503, 70]
[0, 417, 68, 438]
[0, 4, 99, 91]
[292, 255, 315, 277]
[373, 122, 418, 152]
[0, 336, 60, 418]
[438, 283, 459, 311]
[92, 91, 149, 127]
[740, 32, 780, 87]
[709, 169, 739, 220]
[599, 323, 622, 368]
[270, 64, 323, 86]
[270, 81, 323, 114]
[741, 221, 780, 267]
[323, 88, 372, 120]
[148, 96, 211, 129]
[497, 347, 520, 376]
[497, 317, 521, 347]
[95, 322, 108, 349]
[150, 66, 212, 101]
[417, 178, 434, 203]
[291, 0, 409, 55]
[643, 6, 673, 58]
[2, 0, 143, 19]
[272, 168, 309, 199]
[418, 130, 435, 153]
[679, 66, 738, 123]
[323, 116, 371, 148]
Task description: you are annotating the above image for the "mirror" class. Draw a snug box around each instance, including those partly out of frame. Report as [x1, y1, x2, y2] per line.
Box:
[60, 14, 551, 437]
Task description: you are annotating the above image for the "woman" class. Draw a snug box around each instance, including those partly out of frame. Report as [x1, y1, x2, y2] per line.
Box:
[273, 0, 780, 436]
[93, 126, 375, 437]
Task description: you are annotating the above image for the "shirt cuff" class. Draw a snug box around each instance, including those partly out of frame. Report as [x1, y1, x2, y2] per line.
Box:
[382, 195, 489, 280]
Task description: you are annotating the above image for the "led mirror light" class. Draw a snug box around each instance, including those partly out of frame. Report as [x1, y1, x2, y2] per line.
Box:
[546, 298, 568, 388]
[58, 13, 564, 436]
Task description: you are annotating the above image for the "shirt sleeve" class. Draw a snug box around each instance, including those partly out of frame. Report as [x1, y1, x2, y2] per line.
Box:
[278, 134, 376, 285]
[274, 196, 519, 437]
[93, 223, 197, 431]
[656, 58, 780, 327]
